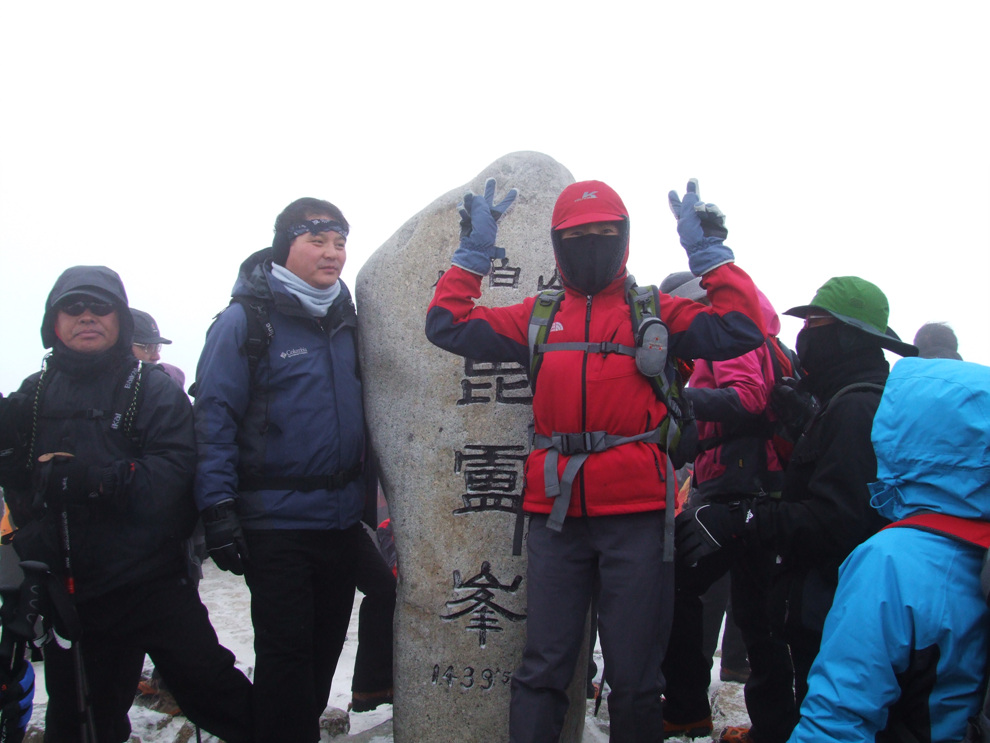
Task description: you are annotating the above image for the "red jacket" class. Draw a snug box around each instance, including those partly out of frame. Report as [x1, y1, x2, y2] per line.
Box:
[426, 263, 766, 518]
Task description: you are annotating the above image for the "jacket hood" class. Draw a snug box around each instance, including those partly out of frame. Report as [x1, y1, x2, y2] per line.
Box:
[231, 248, 276, 301]
[41, 265, 133, 349]
[869, 358, 990, 521]
[758, 288, 781, 336]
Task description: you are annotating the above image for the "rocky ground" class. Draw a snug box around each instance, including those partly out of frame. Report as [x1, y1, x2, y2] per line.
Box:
[21, 562, 750, 741]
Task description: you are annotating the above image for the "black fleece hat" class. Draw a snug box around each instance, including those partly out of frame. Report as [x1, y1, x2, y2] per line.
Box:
[42, 265, 133, 349]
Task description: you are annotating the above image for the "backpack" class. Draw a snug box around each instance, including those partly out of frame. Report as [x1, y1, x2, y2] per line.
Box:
[526, 275, 697, 468]
[883, 513, 990, 743]
[189, 296, 275, 400]
[521, 275, 696, 560]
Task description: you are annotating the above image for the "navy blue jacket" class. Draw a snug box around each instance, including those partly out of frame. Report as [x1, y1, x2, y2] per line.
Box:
[193, 249, 365, 530]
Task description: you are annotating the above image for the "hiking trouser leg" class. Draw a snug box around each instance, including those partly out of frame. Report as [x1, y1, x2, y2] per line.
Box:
[311, 529, 359, 720]
[244, 528, 357, 743]
[701, 571, 731, 664]
[734, 551, 797, 743]
[719, 592, 750, 674]
[352, 525, 396, 694]
[661, 542, 733, 724]
[509, 515, 596, 743]
[594, 511, 671, 743]
[143, 576, 254, 743]
[787, 624, 822, 712]
[42, 619, 141, 743]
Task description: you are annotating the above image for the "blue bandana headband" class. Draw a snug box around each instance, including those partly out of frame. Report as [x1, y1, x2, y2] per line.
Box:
[288, 218, 349, 239]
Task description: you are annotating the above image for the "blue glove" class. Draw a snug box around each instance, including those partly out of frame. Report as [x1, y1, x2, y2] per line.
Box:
[0, 657, 34, 739]
[451, 178, 518, 276]
[668, 179, 735, 276]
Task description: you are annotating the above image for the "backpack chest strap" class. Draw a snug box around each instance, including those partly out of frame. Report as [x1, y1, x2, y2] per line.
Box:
[533, 426, 666, 532]
[534, 341, 637, 357]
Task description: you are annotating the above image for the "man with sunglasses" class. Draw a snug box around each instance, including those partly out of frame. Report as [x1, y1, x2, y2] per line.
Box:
[194, 198, 368, 743]
[0, 265, 254, 743]
[130, 308, 170, 364]
[676, 276, 918, 743]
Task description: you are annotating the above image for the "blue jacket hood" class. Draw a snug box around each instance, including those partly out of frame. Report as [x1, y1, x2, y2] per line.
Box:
[870, 357, 990, 521]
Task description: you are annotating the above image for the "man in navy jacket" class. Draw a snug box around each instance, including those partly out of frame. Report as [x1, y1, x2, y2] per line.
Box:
[194, 198, 366, 743]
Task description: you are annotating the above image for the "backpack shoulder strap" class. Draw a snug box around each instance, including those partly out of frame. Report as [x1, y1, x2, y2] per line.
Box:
[766, 336, 799, 383]
[228, 296, 275, 379]
[885, 512, 990, 605]
[527, 289, 565, 392]
[884, 513, 990, 550]
[625, 275, 661, 338]
[816, 382, 885, 422]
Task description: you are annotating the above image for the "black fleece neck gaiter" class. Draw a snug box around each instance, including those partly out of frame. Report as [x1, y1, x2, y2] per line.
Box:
[555, 234, 627, 296]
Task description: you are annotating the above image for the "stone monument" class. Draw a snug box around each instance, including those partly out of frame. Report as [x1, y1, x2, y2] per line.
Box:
[356, 151, 589, 741]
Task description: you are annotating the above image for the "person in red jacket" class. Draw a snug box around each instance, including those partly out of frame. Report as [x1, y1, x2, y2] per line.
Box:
[426, 177, 767, 742]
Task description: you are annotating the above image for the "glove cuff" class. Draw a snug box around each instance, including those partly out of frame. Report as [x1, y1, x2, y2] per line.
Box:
[202, 499, 237, 524]
[688, 240, 735, 276]
[451, 258, 488, 277]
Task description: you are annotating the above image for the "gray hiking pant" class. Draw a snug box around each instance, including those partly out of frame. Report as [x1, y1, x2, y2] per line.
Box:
[509, 512, 674, 743]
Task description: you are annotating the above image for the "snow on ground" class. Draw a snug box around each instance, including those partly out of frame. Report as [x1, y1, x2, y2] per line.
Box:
[24, 562, 750, 741]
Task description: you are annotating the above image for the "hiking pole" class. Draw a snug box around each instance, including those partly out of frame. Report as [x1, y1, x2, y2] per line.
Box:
[38, 453, 97, 743]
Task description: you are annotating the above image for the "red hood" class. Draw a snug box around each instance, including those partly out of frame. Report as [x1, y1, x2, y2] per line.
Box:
[551, 180, 631, 291]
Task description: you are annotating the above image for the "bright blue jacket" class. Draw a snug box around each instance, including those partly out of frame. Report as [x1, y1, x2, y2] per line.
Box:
[789, 358, 990, 743]
[193, 249, 365, 530]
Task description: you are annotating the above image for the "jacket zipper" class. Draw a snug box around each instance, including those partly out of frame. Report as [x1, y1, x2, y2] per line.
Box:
[579, 294, 593, 516]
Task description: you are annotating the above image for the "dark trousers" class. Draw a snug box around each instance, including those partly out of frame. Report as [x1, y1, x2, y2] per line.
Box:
[43, 572, 253, 743]
[243, 527, 358, 743]
[699, 574, 749, 674]
[510, 512, 674, 743]
[351, 525, 395, 694]
[663, 544, 796, 743]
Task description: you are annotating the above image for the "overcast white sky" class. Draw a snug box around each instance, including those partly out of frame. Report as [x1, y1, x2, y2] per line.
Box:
[2, 2, 988, 393]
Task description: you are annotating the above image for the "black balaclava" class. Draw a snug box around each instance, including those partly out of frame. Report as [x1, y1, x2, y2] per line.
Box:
[797, 322, 885, 394]
[553, 226, 628, 296]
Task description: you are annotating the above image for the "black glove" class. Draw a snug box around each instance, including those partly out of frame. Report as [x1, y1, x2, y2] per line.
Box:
[41, 456, 102, 504]
[675, 501, 752, 566]
[202, 500, 249, 575]
[38, 454, 128, 508]
[770, 378, 819, 440]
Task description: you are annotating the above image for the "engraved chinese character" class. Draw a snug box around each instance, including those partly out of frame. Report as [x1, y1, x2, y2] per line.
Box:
[454, 445, 526, 514]
[457, 359, 532, 406]
[441, 561, 526, 648]
[489, 258, 522, 289]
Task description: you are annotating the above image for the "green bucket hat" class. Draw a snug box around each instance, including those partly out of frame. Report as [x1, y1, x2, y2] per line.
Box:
[785, 276, 918, 357]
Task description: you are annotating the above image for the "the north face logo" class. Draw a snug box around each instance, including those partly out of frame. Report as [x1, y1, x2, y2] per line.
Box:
[575, 191, 598, 201]
[550, 321, 564, 333]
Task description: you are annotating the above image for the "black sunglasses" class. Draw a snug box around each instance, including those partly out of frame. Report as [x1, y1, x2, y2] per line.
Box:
[57, 300, 116, 317]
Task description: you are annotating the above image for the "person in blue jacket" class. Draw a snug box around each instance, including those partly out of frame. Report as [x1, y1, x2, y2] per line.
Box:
[193, 198, 366, 743]
[788, 358, 990, 743]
